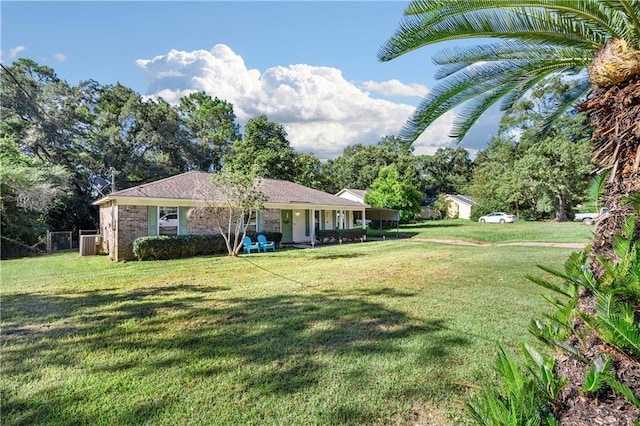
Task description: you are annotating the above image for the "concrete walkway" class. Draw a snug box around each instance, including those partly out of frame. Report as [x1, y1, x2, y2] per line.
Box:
[410, 238, 587, 249]
[285, 238, 587, 250]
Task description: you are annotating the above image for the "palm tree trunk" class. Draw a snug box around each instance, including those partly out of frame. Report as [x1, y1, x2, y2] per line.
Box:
[590, 172, 640, 275]
[577, 74, 640, 274]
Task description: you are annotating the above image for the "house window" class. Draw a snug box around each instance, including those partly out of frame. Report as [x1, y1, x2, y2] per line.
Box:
[244, 211, 257, 232]
[159, 206, 179, 235]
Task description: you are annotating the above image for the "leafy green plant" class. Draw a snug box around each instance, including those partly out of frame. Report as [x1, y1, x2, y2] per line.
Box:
[583, 354, 640, 409]
[466, 346, 558, 425]
[583, 354, 612, 394]
[522, 344, 567, 402]
[583, 293, 640, 359]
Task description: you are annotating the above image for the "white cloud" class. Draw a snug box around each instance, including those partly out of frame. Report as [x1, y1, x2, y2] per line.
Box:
[10, 45, 26, 58]
[360, 79, 428, 98]
[137, 44, 456, 160]
[0, 45, 27, 62]
[54, 53, 68, 62]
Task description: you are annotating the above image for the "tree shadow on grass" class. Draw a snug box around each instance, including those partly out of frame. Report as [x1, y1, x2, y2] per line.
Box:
[2, 285, 471, 425]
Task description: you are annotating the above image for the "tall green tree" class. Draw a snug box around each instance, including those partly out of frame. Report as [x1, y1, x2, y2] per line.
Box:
[469, 114, 594, 220]
[322, 136, 407, 194]
[178, 92, 240, 172]
[225, 115, 298, 181]
[89, 83, 189, 189]
[516, 115, 594, 221]
[467, 136, 528, 215]
[415, 147, 473, 198]
[224, 115, 326, 189]
[0, 134, 70, 247]
[1, 59, 97, 234]
[365, 164, 422, 222]
[379, 0, 640, 257]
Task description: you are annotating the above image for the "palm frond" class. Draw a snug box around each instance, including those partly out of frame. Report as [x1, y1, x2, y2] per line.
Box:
[607, 375, 640, 408]
[379, 0, 640, 143]
[595, 292, 640, 358]
[432, 41, 592, 70]
[599, 0, 640, 42]
[621, 192, 640, 215]
[583, 353, 611, 393]
[379, 2, 608, 62]
[402, 58, 589, 141]
[588, 171, 610, 210]
[526, 273, 573, 298]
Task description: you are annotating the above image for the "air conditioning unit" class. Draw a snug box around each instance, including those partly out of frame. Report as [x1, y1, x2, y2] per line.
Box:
[79, 235, 102, 256]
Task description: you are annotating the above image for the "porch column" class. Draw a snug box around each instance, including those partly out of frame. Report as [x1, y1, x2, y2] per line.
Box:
[361, 208, 366, 229]
[311, 209, 316, 243]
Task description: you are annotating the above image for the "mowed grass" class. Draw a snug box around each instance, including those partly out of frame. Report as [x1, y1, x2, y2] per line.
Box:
[374, 219, 594, 244]
[1, 239, 580, 425]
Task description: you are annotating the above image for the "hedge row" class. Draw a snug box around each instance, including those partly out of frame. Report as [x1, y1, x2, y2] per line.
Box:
[315, 228, 366, 243]
[132, 231, 284, 261]
[133, 234, 227, 260]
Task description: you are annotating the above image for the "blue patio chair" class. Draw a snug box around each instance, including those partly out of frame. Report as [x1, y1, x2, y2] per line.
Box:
[257, 234, 276, 252]
[243, 236, 260, 254]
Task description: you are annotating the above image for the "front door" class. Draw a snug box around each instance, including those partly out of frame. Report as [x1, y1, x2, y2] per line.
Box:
[292, 209, 307, 242]
[281, 210, 293, 243]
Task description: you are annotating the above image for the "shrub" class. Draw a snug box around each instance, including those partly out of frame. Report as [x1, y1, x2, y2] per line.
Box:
[315, 228, 366, 243]
[1, 236, 45, 259]
[133, 232, 283, 260]
[132, 234, 227, 261]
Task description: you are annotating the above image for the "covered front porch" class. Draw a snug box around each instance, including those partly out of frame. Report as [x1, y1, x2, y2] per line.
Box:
[277, 207, 367, 244]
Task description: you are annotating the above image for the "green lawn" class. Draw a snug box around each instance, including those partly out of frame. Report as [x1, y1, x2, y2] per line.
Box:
[1, 238, 582, 425]
[371, 219, 594, 244]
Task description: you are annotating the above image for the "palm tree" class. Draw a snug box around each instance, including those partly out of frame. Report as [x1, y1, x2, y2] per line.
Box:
[378, 0, 640, 260]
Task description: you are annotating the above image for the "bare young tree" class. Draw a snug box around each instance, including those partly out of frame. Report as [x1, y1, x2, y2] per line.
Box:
[192, 170, 267, 256]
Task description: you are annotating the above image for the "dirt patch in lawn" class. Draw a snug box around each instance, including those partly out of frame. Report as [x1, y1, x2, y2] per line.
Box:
[410, 238, 587, 249]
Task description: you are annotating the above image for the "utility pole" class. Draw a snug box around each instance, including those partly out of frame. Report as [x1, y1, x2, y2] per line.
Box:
[109, 167, 119, 193]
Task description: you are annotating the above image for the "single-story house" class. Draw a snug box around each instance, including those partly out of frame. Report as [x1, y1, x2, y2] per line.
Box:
[445, 194, 477, 220]
[93, 172, 369, 261]
[335, 189, 400, 229]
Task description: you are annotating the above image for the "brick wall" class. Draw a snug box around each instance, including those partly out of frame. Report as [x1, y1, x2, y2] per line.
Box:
[116, 205, 148, 261]
[187, 207, 221, 235]
[262, 209, 281, 232]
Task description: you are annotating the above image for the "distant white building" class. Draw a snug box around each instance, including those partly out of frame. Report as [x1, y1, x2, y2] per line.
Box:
[445, 194, 477, 220]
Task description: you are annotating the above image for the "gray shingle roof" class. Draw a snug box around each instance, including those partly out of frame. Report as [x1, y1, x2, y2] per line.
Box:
[446, 194, 478, 206]
[342, 189, 367, 199]
[95, 172, 365, 208]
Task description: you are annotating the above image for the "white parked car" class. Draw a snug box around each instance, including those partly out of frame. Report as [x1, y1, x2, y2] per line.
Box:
[478, 212, 518, 223]
[159, 213, 178, 226]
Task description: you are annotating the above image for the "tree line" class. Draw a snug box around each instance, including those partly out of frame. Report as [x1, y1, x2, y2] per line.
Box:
[1, 59, 594, 252]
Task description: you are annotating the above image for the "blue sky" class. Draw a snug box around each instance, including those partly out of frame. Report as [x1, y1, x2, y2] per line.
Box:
[1, 1, 501, 159]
